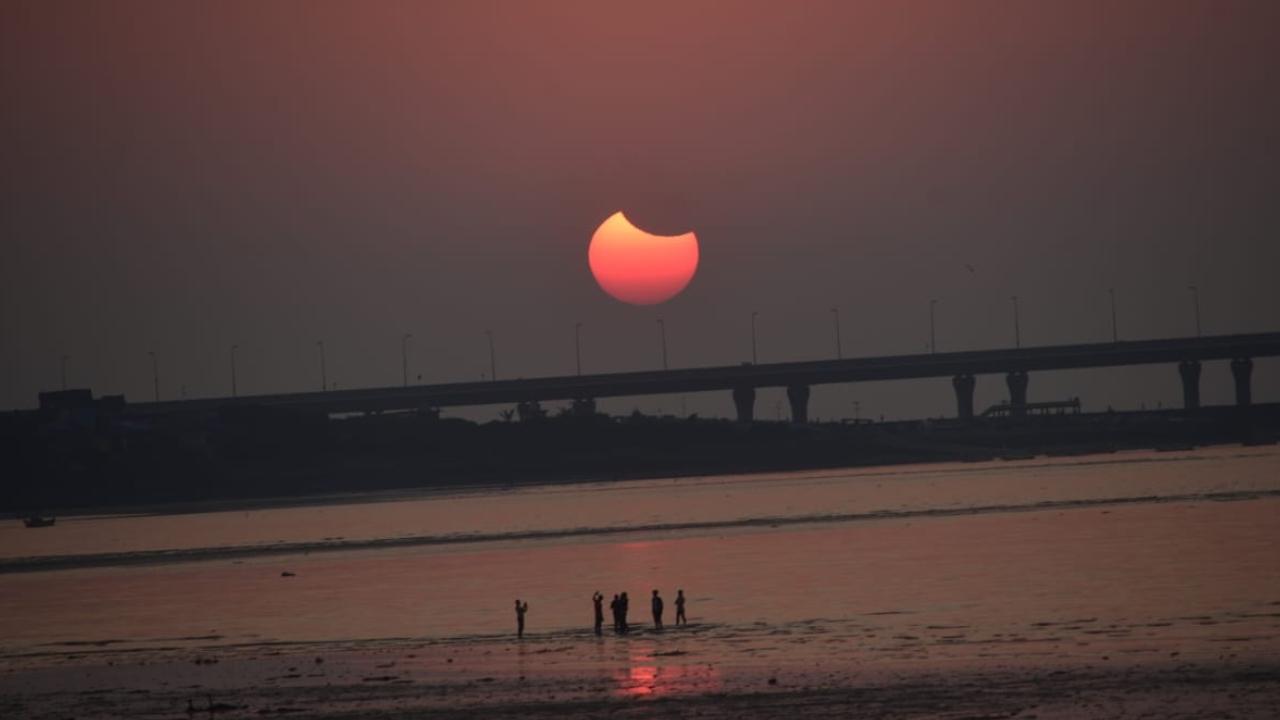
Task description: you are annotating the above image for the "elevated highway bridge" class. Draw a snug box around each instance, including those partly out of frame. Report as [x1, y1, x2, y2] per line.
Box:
[123, 332, 1280, 422]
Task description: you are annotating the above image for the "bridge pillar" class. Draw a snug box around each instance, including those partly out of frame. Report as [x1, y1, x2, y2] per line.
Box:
[1005, 371, 1029, 416]
[1178, 360, 1202, 410]
[952, 374, 976, 420]
[732, 386, 756, 423]
[786, 384, 810, 424]
[1231, 357, 1253, 407]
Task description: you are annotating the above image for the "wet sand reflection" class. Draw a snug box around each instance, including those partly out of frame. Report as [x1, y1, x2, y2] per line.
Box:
[613, 645, 721, 698]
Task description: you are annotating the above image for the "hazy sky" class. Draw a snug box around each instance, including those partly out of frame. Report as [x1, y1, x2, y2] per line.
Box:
[3, 1, 1278, 420]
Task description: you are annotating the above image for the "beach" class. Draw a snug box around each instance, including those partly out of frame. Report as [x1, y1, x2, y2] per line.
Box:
[3, 446, 1279, 718]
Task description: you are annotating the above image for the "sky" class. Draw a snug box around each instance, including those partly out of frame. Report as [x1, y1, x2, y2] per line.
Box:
[3, 1, 1278, 420]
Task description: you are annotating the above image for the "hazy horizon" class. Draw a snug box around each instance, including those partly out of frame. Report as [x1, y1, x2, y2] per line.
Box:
[4, 1, 1278, 420]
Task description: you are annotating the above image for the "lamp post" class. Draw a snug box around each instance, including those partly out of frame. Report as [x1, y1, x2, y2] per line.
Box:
[1188, 285, 1202, 337]
[574, 322, 583, 376]
[230, 345, 238, 397]
[401, 333, 412, 387]
[1011, 295, 1021, 349]
[485, 330, 497, 381]
[317, 340, 327, 391]
[1108, 288, 1118, 343]
[750, 311, 759, 364]
[148, 351, 159, 402]
[657, 318, 668, 370]
[830, 307, 842, 359]
[929, 299, 937, 354]
[60, 354, 69, 390]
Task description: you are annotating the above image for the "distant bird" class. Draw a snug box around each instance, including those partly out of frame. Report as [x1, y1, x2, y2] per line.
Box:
[280, 571, 296, 577]
[964, 263, 976, 273]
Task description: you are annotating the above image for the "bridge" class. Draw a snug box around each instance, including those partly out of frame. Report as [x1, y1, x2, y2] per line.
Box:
[122, 331, 1280, 422]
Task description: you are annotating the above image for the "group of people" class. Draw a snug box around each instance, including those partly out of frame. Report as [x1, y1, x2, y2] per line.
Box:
[514, 589, 687, 639]
[593, 589, 686, 635]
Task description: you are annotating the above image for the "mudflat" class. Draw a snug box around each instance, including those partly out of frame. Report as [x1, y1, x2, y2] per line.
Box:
[3, 447, 1279, 718]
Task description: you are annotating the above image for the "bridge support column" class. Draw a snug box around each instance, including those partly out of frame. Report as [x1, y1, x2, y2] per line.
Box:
[1005, 371, 1029, 416]
[1231, 357, 1253, 407]
[952, 374, 976, 420]
[1178, 360, 1202, 410]
[732, 386, 756, 423]
[786, 384, 810, 424]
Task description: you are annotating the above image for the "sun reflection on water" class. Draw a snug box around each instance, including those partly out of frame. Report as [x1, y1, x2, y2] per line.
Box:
[612, 646, 721, 699]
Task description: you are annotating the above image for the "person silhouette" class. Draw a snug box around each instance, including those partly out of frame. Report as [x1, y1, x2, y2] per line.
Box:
[592, 592, 605, 636]
[675, 589, 687, 626]
[651, 589, 664, 630]
[514, 599, 529, 639]
[619, 592, 630, 634]
[610, 594, 621, 633]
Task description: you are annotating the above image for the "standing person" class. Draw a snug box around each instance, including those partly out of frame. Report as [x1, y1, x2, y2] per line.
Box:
[675, 589, 687, 626]
[610, 594, 621, 634]
[651, 589, 665, 630]
[514, 599, 529, 639]
[592, 592, 605, 636]
[619, 592, 630, 634]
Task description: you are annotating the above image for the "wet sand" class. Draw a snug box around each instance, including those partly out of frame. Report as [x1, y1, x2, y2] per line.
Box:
[4, 596, 1278, 718]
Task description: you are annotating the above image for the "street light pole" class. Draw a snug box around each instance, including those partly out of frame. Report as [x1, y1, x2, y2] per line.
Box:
[1108, 288, 1118, 343]
[485, 330, 496, 381]
[1188, 285, 1202, 337]
[230, 345, 238, 397]
[750, 311, 759, 364]
[1011, 295, 1021, 348]
[657, 318, 668, 370]
[574, 322, 582, 376]
[399, 333, 414, 384]
[148, 351, 159, 402]
[317, 340, 327, 391]
[830, 307, 842, 359]
[929, 299, 937, 354]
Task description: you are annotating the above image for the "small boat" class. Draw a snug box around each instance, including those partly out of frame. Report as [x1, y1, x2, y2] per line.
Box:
[22, 516, 56, 528]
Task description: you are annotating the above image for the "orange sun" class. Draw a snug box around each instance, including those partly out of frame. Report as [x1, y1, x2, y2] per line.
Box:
[588, 211, 699, 306]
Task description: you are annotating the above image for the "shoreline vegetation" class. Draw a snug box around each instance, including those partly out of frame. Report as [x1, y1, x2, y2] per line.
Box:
[4, 401, 1278, 515]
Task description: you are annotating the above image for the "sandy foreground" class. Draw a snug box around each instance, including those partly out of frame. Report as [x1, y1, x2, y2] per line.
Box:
[4, 602, 1279, 719]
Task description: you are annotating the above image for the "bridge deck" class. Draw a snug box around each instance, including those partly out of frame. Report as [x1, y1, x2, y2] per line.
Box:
[128, 332, 1280, 415]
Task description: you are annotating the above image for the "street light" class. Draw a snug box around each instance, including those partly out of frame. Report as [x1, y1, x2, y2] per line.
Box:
[657, 318, 668, 370]
[401, 333, 413, 387]
[1108, 288, 1118, 343]
[1188, 285, 1202, 337]
[230, 345, 239, 397]
[830, 307, 842, 359]
[750, 311, 759, 364]
[574, 322, 583, 376]
[929, 299, 938, 354]
[485, 330, 497, 381]
[1011, 295, 1021, 349]
[147, 351, 159, 402]
[317, 340, 327, 391]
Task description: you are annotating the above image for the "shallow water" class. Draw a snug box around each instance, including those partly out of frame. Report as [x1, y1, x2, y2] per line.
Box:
[2, 445, 1275, 561]
[1, 445, 1277, 659]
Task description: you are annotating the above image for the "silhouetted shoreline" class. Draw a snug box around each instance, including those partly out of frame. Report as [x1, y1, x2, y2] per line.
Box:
[4, 401, 1277, 514]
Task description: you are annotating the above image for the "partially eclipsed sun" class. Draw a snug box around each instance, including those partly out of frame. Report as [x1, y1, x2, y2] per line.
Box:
[588, 211, 699, 305]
